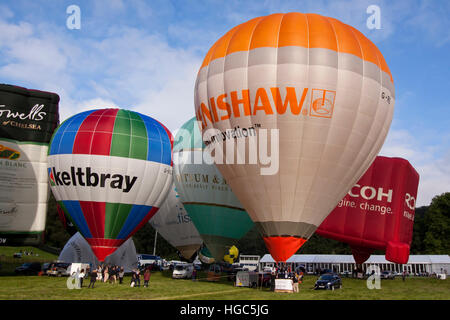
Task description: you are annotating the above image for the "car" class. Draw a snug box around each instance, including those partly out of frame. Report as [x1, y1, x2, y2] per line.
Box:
[341, 270, 352, 278]
[47, 262, 71, 277]
[172, 263, 194, 279]
[319, 269, 334, 275]
[15, 262, 42, 275]
[380, 271, 396, 280]
[314, 273, 342, 290]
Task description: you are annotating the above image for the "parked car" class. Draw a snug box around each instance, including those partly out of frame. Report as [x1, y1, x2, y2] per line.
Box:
[314, 273, 342, 290]
[341, 270, 352, 278]
[47, 262, 71, 277]
[380, 271, 396, 280]
[15, 262, 41, 275]
[172, 263, 194, 279]
[320, 269, 334, 275]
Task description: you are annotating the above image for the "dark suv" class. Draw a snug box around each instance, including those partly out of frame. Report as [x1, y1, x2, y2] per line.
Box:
[15, 262, 42, 275]
[314, 273, 342, 290]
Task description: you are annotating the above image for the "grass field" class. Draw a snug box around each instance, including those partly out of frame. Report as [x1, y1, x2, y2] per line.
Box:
[0, 246, 448, 300]
[0, 271, 448, 300]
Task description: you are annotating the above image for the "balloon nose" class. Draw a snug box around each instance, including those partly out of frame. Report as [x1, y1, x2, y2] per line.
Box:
[90, 246, 117, 262]
[263, 236, 307, 262]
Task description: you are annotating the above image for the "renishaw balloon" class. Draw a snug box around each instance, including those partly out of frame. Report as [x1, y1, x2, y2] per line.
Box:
[173, 117, 254, 261]
[316, 156, 419, 264]
[149, 182, 203, 260]
[0, 84, 59, 245]
[195, 13, 395, 262]
[48, 109, 173, 261]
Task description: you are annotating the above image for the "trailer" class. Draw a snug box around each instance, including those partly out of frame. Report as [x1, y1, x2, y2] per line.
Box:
[235, 271, 258, 288]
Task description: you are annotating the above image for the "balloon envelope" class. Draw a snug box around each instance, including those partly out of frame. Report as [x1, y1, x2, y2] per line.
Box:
[194, 13, 395, 262]
[149, 182, 203, 260]
[58, 232, 138, 272]
[316, 156, 419, 264]
[48, 109, 173, 261]
[0, 84, 59, 245]
[173, 117, 254, 261]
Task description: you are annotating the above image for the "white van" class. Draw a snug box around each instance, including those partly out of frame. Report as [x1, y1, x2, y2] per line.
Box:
[68, 263, 90, 277]
[172, 263, 194, 279]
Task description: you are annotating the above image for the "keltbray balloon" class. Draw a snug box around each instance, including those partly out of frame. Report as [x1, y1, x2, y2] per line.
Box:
[48, 109, 173, 261]
[316, 156, 419, 264]
[173, 117, 254, 261]
[149, 182, 203, 260]
[0, 84, 59, 245]
[195, 13, 395, 262]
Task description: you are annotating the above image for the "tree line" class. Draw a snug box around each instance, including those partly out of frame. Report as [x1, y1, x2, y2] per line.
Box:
[43, 192, 450, 258]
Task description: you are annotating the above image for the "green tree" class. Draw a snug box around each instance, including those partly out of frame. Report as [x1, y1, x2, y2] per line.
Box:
[422, 192, 450, 254]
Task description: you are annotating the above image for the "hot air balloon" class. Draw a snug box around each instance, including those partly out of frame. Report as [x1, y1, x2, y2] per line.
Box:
[149, 182, 203, 260]
[198, 245, 216, 264]
[48, 109, 173, 261]
[316, 156, 419, 264]
[0, 84, 59, 245]
[194, 13, 395, 262]
[223, 245, 239, 264]
[58, 232, 138, 272]
[173, 117, 254, 261]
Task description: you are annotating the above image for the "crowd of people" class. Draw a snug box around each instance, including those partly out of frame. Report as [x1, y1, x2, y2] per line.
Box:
[269, 264, 304, 292]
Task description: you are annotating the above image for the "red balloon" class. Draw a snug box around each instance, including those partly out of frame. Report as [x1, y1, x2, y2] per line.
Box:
[316, 156, 419, 264]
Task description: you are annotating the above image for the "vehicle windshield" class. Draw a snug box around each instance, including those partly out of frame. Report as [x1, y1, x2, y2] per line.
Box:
[22, 263, 31, 267]
[319, 274, 334, 281]
[175, 265, 186, 271]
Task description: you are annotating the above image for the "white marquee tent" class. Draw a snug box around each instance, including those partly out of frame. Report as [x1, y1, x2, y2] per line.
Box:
[260, 254, 450, 275]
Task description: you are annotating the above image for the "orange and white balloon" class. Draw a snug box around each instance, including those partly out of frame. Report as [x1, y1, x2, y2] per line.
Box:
[194, 13, 395, 262]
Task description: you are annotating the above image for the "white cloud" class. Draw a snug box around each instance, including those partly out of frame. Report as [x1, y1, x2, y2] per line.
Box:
[0, 17, 201, 133]
[380, 129, 450, 207]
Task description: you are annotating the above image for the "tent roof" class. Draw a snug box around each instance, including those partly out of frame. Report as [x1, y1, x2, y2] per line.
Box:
[260, 254, 450, 264]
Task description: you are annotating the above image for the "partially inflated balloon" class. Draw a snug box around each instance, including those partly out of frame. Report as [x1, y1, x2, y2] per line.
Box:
[223, 245, 239, 264]
[48, 109, 173, 261]
[195, 13, 395, 262]
[316, 156, 419, 264]
[198, 246, 215, 264]
[149, 182, 203, 260]
[0, 84, 59, 245]
[173, 117, 254, 261]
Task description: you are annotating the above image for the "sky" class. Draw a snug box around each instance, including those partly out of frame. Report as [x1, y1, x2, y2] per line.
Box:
[0, 0, 448, 207]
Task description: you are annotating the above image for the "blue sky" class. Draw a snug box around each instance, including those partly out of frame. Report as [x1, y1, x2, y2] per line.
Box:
[0, 0, 449, 206]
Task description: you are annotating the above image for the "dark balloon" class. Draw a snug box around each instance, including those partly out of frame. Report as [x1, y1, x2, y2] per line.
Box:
[0, 84, 59, 245]
[316, 156, 419, 264]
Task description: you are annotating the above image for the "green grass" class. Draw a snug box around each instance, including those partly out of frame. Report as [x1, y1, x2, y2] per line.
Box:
[0, 271, 448, 300]
[0, 246, 59, 275]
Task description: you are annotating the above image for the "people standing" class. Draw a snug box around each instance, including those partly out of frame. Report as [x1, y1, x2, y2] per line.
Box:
[144, 268, 151, 287]
[119, 267, 125, 284]
[78, 269, 85, 288]
[109, 266, 117, 284]
[130, 270, 136, 287]
[88, 268, 97, 288]
[292, 272, 299, 293]
[192, 268, 197, 281]
[135, 269, 141, 287]
[103, 265, 109, 283]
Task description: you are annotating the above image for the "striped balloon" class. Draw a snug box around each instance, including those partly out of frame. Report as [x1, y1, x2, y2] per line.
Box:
[195, 13, 395, 262]
[48, 109, 173, 261]
[173, 117, 254, 262]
